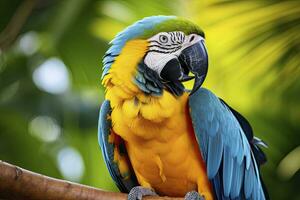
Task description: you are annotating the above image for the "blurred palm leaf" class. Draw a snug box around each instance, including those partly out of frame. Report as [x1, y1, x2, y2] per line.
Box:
[191, 0, 300, 99]
[91, 0, 182, 41]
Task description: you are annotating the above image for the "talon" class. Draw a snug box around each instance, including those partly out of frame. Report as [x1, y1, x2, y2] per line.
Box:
[184, 191, 205, 200]
[128, 186, 157, 200]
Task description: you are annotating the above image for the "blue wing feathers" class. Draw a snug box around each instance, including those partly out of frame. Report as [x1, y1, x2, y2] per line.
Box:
[230, 158, 239, 198]
[213, 171, 222, 200]
[236, 133, 245, 165]
[244, 164, 254, 198]
[189, 88, 265, 200]
[98, 100, 138, 193]
[223, 146, 233, 197]
[207, 132, 223, 178]
[98, 101, 125, 191]
[200, 132, 208, 162]
[232, 158, 244, 198]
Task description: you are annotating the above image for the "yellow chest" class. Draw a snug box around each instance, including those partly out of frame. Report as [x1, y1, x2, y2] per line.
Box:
[110, 92, 212, 198]
[124, 111, 205, 197]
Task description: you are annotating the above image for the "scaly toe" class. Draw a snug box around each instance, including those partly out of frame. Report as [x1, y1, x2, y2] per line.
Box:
[184, 191, 205, 200]
[127, 186, 157, 200]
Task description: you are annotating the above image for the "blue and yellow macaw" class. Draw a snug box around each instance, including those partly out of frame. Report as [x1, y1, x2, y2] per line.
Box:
[98, 16, 268, 200]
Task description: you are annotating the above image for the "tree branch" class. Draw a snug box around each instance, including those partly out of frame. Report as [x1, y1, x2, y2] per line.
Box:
[0, 160, 181, 200]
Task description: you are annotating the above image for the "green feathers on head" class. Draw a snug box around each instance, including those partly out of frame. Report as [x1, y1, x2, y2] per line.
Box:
[141, 18, 205, 39]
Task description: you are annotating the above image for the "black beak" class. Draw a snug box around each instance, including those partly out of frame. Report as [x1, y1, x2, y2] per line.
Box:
[158, 39, 208, 96]
[179, 40, 208, 95]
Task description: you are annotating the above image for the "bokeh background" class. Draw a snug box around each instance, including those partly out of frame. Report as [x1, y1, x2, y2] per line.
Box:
[0, 0, 299, 199]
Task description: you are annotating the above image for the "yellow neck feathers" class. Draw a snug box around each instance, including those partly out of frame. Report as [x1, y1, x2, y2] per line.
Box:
[103, 39, 187, 140]
[102, 39, 148, 106]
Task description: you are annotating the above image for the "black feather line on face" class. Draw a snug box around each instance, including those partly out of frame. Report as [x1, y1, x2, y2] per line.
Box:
[148, 40, 182, 47]
[147, 47, 181, 54]
[170, 32, 176, 43]
[148, 44, 182, 51]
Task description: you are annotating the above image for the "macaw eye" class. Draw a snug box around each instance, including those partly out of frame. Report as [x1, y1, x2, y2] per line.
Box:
[159, 35, 168, 43]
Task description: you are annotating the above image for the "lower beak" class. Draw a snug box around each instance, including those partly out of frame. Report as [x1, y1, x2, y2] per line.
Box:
[179, 40, 208, 95]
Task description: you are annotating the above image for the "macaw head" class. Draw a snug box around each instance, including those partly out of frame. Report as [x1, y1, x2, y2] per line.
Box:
[102, 16, 208, 98]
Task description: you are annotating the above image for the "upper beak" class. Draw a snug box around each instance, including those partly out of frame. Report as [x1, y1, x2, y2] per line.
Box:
[179, 39, 208, 95]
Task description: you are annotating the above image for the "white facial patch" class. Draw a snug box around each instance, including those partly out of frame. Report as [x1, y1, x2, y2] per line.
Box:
[144, 53, 177, 75]
[144, 31, 205, 77]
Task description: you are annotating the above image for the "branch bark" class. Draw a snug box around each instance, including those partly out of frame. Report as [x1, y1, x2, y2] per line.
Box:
[0, 160, 182, 200]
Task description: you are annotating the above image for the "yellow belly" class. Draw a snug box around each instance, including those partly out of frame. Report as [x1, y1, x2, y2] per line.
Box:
[110, 92, 213, 199]
[125, 122, 210, 197]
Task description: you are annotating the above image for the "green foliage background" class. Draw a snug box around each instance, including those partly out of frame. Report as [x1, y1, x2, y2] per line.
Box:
[0, 0, 299, 199]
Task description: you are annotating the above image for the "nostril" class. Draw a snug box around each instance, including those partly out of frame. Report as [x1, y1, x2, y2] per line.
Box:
[189, 35, 195, 42]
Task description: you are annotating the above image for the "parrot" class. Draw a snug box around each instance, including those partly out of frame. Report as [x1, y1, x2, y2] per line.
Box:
[98, 16, 268, 200]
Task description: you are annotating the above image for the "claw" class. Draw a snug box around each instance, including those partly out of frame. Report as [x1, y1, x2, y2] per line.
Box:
[184, 191, 205, 200]
[127, 186, 157, 200]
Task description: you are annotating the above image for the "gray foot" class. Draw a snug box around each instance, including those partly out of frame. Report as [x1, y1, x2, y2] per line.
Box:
[127, 186, 157, 200]
[185, 191, 205, 200]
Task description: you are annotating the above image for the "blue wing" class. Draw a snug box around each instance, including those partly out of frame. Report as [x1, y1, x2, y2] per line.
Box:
[98, 100, 138, 192]
[189, 88, 266, 200]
